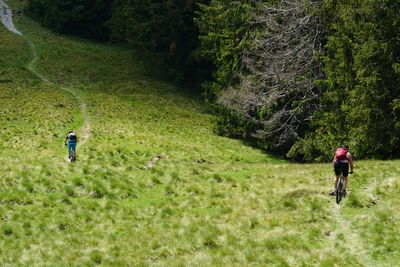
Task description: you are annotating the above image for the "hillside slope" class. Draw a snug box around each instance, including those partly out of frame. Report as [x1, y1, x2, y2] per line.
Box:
[1, 1, 400, 265]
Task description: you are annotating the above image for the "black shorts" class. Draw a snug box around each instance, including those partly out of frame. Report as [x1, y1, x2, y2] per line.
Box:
[334, 161, 349, 177]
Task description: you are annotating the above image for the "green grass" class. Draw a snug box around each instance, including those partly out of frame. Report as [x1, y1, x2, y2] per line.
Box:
[1, 2, 400, 265]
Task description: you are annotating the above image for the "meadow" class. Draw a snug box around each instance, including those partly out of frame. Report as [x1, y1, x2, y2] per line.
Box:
[1, 1, 400, 265]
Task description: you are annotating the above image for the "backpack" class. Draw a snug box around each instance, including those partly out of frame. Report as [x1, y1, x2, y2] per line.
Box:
[335, 147, 348, 160]
[69, 133, 77, 141]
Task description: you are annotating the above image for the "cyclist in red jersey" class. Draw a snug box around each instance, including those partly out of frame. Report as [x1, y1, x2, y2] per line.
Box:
[330, 145, 354, 196]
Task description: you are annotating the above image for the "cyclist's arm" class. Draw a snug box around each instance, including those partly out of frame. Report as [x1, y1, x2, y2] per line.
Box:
[348, 153, 354, 172]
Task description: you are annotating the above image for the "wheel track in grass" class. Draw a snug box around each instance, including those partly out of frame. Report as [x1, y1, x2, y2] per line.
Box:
[328, 183, 376, 266]
[25, 41, 91, 146]
[0, 0, 90, 147]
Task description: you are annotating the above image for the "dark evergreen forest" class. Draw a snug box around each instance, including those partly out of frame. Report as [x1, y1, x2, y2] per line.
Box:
[26, 0, 400, 161]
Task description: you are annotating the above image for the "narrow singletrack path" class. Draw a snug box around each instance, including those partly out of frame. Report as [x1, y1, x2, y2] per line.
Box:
[26, 41, 91, 146]
[0, 0, 90, 146]
[328, 184, 376, 266]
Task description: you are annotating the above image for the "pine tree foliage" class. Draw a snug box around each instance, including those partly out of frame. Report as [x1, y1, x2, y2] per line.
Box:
[290, 0, 400, 161]
[108, 0, 210, 84]
[26, 0, 111, 40]
[196, 0, 256, 103]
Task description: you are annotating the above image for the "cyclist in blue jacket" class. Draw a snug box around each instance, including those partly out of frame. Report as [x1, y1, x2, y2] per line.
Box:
[64, 130, 78, 154]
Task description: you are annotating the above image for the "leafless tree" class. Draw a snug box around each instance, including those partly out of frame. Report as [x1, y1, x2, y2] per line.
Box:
[218, 0, 324, 147]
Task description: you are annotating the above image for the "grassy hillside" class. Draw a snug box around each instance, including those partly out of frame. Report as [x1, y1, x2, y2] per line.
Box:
[1, 1, 400, 265]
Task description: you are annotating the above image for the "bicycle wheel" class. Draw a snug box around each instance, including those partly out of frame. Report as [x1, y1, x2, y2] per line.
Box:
[69, 149, 74, 162]
[336, 176, 343, 204]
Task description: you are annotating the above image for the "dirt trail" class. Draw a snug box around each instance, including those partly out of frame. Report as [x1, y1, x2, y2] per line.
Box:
[0, 0, 90, 145]
[26, 42, 91, 145]
[328, 187, 376, 266]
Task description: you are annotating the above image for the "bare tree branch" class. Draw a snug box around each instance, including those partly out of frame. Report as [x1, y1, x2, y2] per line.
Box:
[218, 0, 324, 147]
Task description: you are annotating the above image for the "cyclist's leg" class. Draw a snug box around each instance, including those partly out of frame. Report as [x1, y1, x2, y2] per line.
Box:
[68, 143, 76, 151]
[68, 142, 76, 159]
[68, 143, 73, 156]
[342, 163, 349, 190]
[71, 143, 77, 159]
[333, 162, 340, 189]
[330, 162, 340, 195]
[329, 175, 339, 195]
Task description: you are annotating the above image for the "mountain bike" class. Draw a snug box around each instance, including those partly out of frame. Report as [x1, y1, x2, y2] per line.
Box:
[335, 171, 352, 204]
[335, 171, 344, 204]
[65, 143, 76, 162]
[69, 147, 76, 162]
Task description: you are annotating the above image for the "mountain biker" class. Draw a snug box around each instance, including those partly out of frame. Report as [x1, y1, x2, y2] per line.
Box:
[64, 130, 78, 156]
[330, 145, 354, 196]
